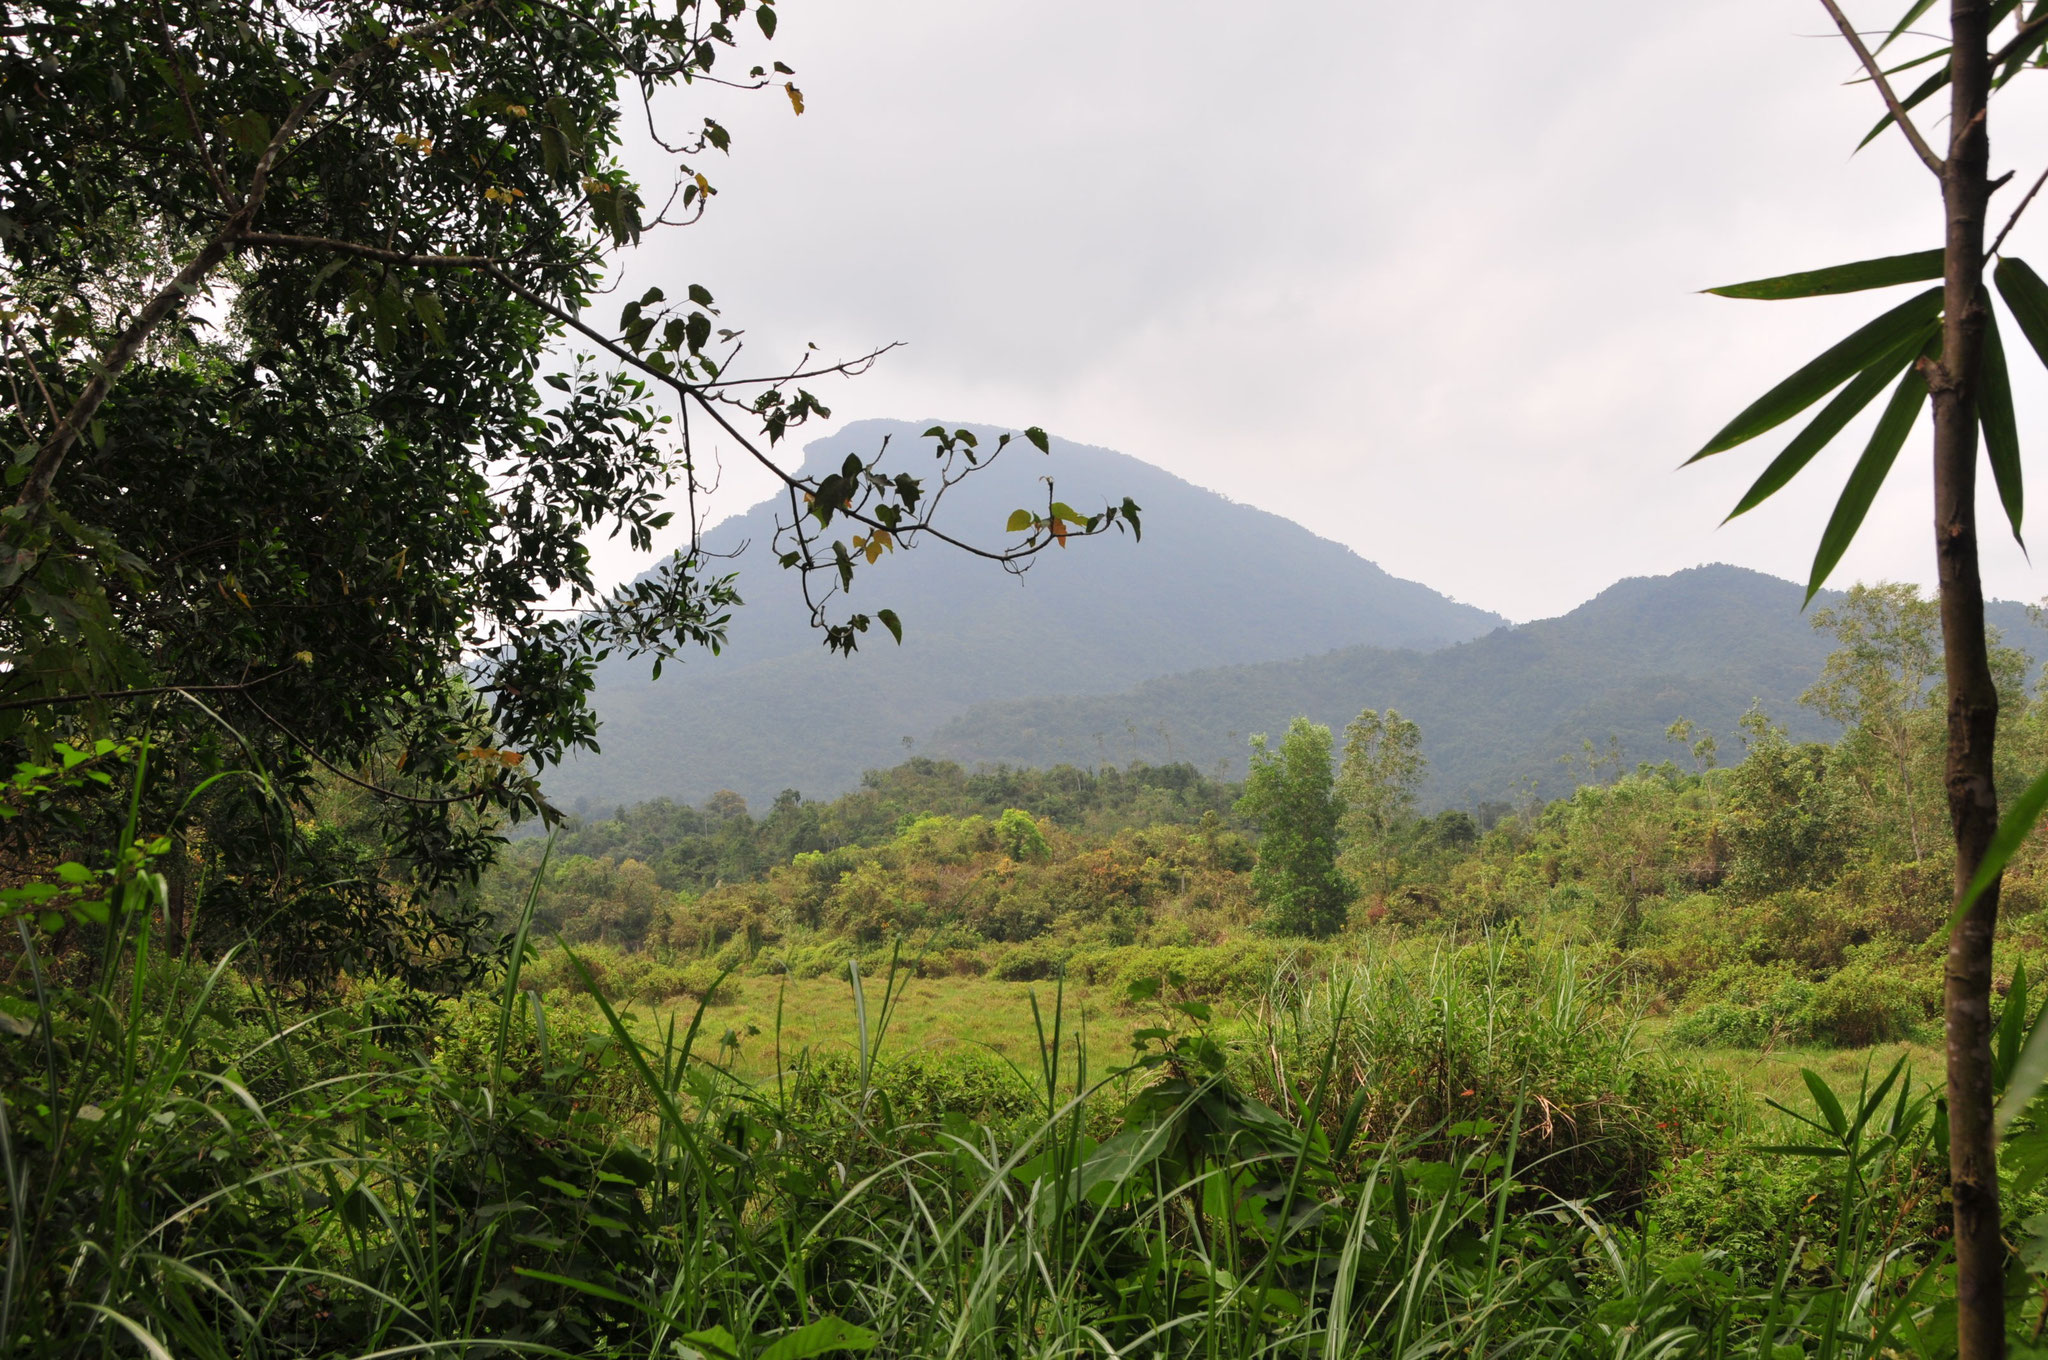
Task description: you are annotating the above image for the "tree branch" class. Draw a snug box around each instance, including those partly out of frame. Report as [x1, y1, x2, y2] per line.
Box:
[1818, 0, 1946, 174]
[245, 699, 503, 808]
[4, 1, 499, 528]
[1991, 9, 2048, 71]
[238, 232, 504, 268]
[1987, 162, 2048, 258]
[480, 262, 1097, 567]
[0, 665, 295, 712]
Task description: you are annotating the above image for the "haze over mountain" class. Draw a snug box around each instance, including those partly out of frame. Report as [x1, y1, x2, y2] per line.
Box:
[934, 566, 2046, 809]
[546, 419, 1505, 813]
[548, 421, 2046, 817]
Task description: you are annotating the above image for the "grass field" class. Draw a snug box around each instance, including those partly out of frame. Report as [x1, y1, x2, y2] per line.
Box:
[675, 971, 1942, 1115]
[684, 973, 1115, 1082]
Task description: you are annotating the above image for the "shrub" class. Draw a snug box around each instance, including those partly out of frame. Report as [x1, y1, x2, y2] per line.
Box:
[991, 943, 1066, 982]
[794, 1048, 1037, 1124]
[996, 808, 1051, 862]
[1804, 956, 1929, 1046]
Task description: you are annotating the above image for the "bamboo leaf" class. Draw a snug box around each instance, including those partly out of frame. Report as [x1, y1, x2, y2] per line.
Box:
[1806, 355, 1931, 602]
[1959, 765, 2048, 923]
[2001, 980, 2048, 1137]
[1980, 297, 2025, 546]
[1999, 959, 2031, 1086]
[1857, 64, 1951, 152]
[1876, 0, 1937, 52]
[1803, 1068, 1850, 1138]
[1999, 16, 2048, 87]
[1724, 325, 1931, 520]
[1995, 257, 2048, 374]
[1706, 249, 1942, 300]
[1693, 287, 1941, 459]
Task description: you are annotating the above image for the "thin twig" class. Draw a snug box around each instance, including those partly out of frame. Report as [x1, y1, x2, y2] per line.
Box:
[481, 261, 1113, 570]
[245, 700, 501, 807]
[1988, 163, 2048, 259]
[1817, 0, 1946, 175]
[1992, 11, 2048, 73]
[152, 0, 232, 205]
[0, 666, 295, 712]
[238, 233, 503, 268]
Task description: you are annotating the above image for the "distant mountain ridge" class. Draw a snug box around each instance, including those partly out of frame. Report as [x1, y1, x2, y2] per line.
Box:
[545, 419, 1505, 812]
[929, 566, 2048, 809]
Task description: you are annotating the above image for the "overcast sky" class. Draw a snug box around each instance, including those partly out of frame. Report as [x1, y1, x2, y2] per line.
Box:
[591, 1, 2048, 624]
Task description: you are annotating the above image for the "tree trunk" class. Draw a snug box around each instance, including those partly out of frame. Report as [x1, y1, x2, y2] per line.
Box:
[164, 833, 189, 957]
[1938, 5, 2003, 1359]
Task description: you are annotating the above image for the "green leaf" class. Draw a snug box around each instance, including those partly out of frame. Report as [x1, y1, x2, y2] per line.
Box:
[511, 1267, 634, 1306]
[1004, 509, 1033, 533]
[755, 3, 777, 39]
[875, 608, 901, 644]
[2001, 959, 2032, 1086]
[1959, 763, 2048, 923]
[758, 1316, 879, 1360]
[1876, 0, 1937, 52]
[1805, 354, 1930, 602]
[2009, 1124, 2048, 1198]
[1693, 286, 1942, 459]
[1802, 1069, 1850, 1138]
[1724, 325, 1931, 521]
[1998, 990, 2048, 1138]
[1857, 63, 1950, 152]
[1980, 297, 2025, 546]
[1025, 426, 1050, 453]
[1706, 249, 1942, 300]
[679, 1327, 740, 1360]
[1996, 257, 2048, 379]
[1997, 11, 2048, 88]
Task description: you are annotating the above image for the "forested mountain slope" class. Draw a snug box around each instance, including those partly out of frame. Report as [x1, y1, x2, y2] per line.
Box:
[931, 566, 2048, 809]
[546, 419, 1505, 811]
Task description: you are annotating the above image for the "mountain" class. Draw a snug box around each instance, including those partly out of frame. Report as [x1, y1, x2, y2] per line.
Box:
[545, 419, 1506, 813]
[928, 566, 2048, 810]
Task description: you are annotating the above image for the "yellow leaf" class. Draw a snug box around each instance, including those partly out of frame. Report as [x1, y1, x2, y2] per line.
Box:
[694, 172, 713, 195]
[507, 104, 529, 118]
[785, 82, 805, 115]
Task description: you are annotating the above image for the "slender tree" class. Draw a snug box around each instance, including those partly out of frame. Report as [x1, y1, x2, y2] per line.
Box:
[1337, 707, 1424, 906]
[1691, 6, 2048, 1350]
[1803, 583, 1944, 860]
[1236, 718, 1352, 938]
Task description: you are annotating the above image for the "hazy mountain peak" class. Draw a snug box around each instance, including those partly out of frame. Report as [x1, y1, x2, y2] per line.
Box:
[550, 419, 1504, 811]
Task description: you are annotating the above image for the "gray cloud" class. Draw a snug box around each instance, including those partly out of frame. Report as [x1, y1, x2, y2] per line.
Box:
[590, 0, 2048, 623]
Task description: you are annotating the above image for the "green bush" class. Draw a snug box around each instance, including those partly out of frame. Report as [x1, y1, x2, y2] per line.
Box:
[1804, 955, 1930, 1046]
[996, 808, 1052, 862]
[522, 943, 730, 1004]
[795, 1047, 1039, 1125]
[1069, 940, 1295, 1000]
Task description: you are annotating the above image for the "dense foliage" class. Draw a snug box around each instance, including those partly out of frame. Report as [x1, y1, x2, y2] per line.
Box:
[487, 585, 2048, 1059]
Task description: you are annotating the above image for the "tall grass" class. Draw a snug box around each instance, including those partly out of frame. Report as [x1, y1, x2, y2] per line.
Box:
[0, 879, 1953, 1358]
